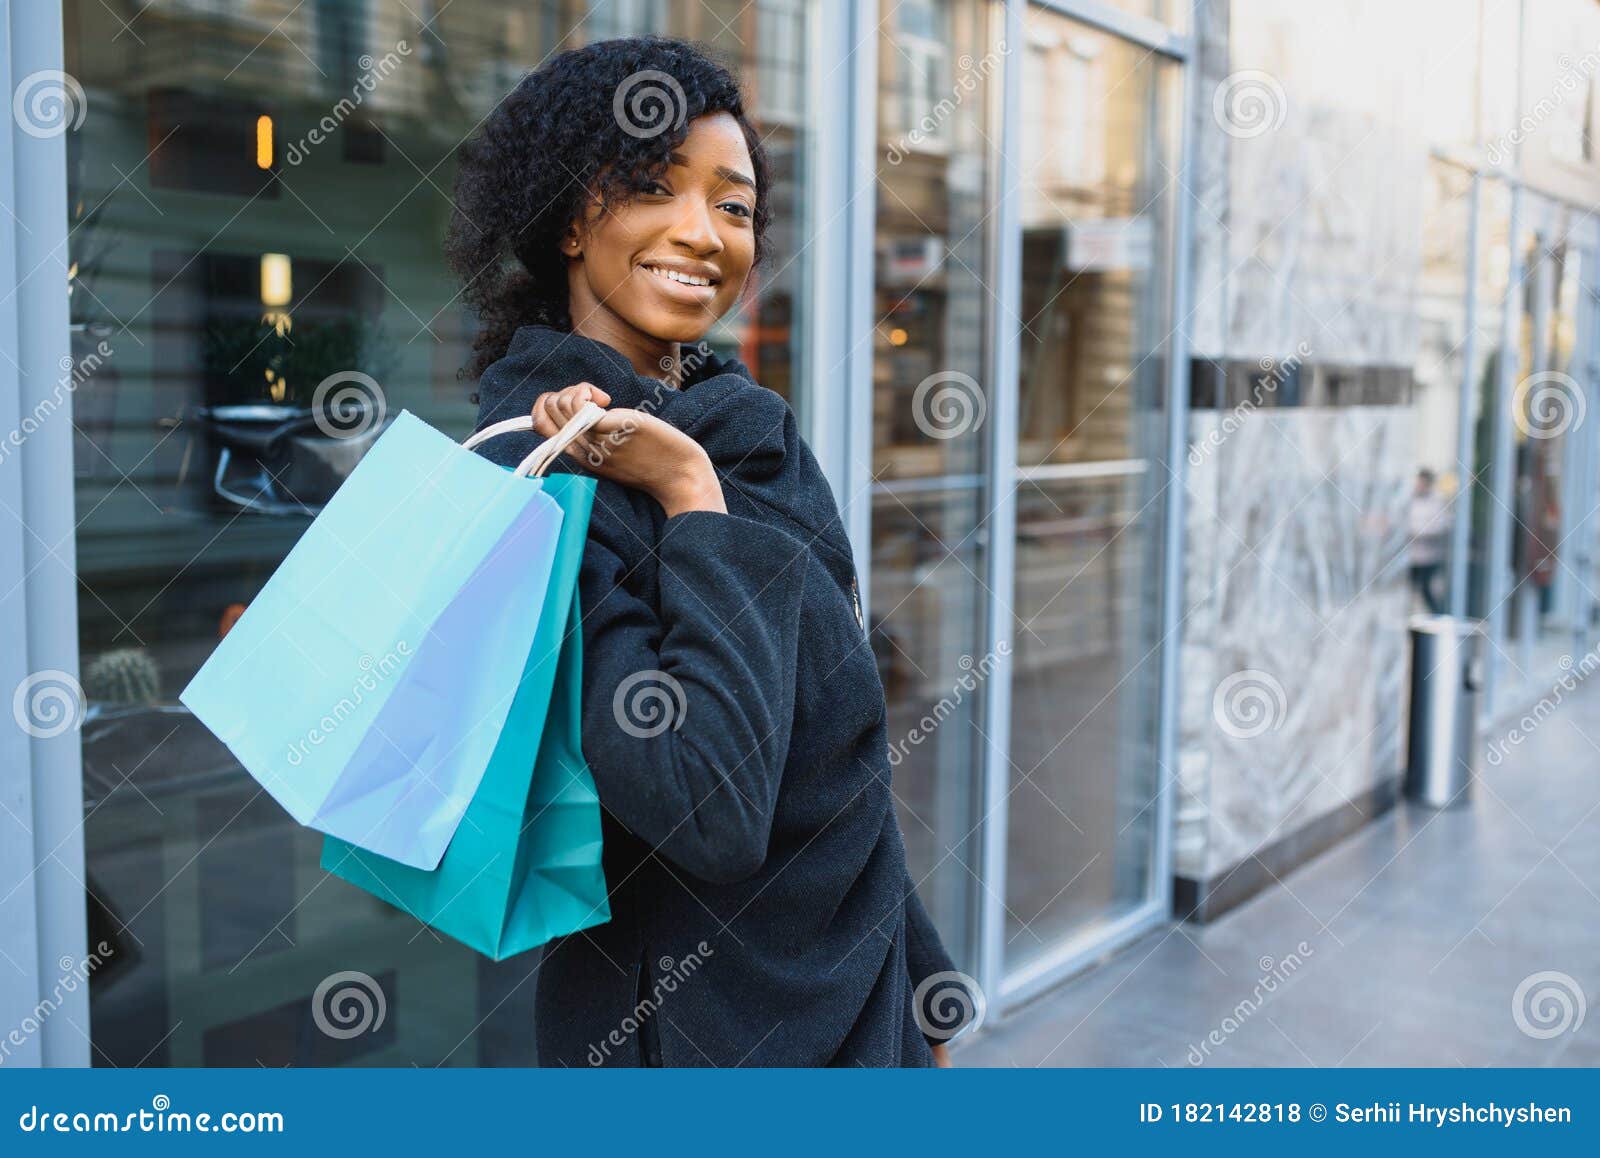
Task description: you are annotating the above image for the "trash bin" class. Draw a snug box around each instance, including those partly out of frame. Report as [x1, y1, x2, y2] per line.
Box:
[1404, 614, 1485, 808]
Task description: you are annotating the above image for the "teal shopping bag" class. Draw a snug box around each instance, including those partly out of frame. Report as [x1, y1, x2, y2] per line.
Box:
[320, 467, 611, 960]
[181, 408, 576, 871]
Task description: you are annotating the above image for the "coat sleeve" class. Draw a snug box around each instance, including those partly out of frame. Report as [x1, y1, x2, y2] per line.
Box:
[574, 494, 808, 885]
[903, 868, 970, 1046]
[904, 872, 958, 987]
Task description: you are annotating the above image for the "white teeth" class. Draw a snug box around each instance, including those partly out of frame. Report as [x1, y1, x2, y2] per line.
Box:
[645, 264, 712, 287]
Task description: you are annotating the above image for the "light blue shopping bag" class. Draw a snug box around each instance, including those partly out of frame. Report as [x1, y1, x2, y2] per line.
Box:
[181, 403, 607, 872]
[321, 467, 611, 959]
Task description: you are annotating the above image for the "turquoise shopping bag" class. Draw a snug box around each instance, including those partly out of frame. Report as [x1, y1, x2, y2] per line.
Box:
[320, 465, 611, 960]
[181, 408, 586, 871]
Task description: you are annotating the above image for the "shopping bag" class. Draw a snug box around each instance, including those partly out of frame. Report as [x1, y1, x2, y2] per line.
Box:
[319, 412, 611, 960]
[180, 402, 605, 872]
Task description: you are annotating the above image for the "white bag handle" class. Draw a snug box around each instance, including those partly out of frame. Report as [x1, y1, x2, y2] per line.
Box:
[462, 400, 608, 478]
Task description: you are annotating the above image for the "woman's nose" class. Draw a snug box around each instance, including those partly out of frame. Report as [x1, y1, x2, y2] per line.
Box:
[669, 200, 724, 256]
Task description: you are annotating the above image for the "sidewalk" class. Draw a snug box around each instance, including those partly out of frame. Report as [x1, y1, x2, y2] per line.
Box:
[957, 670, 1600, 1067]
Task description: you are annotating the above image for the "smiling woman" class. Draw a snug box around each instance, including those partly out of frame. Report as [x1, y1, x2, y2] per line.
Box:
[444, 36, 773, 390]
[558, 112, 759, 380]
[450, 36, 970, 1068]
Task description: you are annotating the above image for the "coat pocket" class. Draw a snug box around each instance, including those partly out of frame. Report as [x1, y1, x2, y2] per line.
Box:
[635, 950, 663, 1067]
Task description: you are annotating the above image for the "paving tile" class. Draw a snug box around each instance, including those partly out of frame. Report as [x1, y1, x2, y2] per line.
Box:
[953, 674, 1600, 1068]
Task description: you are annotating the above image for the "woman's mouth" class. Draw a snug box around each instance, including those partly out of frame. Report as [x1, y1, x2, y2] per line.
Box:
[640, 263, 719, 302]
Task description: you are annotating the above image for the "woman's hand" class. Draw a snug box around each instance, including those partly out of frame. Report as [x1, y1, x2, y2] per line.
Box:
[930, 1043, 953, 1068]
[530, 383, 725, 517]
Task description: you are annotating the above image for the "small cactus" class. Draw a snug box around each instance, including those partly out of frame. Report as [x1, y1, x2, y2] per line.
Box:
[83, 648, 160, 706]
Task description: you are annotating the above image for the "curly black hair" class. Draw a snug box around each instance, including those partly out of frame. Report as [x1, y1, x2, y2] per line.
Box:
[444, 35, 772, 382]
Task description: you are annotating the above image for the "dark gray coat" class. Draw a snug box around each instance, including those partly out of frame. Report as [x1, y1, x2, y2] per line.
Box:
[472, 324, 959, 1067]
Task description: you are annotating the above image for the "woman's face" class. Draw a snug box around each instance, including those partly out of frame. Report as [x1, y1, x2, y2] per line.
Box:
[565, 111, 757, 345]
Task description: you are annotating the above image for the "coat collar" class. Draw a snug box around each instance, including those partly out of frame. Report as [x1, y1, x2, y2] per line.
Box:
[474, 324, 787, 477]
[471, 324, 857, 574]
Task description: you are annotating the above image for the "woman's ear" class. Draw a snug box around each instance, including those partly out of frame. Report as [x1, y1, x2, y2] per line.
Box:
[562, 222, 583, 259]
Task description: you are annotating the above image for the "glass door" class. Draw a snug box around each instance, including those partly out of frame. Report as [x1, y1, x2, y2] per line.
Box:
[999, 5, 1179, 997]
[869, 0, 1005, 976]
[865, 0, 1182, 1010]
[1464, 180, 1512, 628]
[1574, 270, 1600, 650]
[1499, 199, 1594, 709]
[1496, 198, 1549, 713]
[1544, 219, 1600, 660]
[1574, 273, 1600, 652]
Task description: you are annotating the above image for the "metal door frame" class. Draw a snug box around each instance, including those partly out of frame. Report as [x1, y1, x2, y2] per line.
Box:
[0, 1, 90, 1068]
[980, 0, 1192, 1012]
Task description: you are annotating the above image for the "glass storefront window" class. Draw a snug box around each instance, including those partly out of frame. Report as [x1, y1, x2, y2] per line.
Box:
[1416, 0, 1521, 168]
[1086, 0, 1189, 35]
[1503, 202, 1591, 702]
[1003, 5, 1177, 982]
[870, 0, 1003, 973]
[63, 0, 814, 1066]
[1514, 0, 1600, 192]
[1466, 180, 1512, 623]
[1537, 231, 1589, 652]
[1487, 209, 1547, 709]
[1482, 191, 1600, 715]
[1478, 0, 1522, 170]
[1410, 160, 1472, 619]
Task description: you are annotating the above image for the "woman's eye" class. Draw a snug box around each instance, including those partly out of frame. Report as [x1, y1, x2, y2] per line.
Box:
[721, 201, 752, 219]
[642, 180, 669, 195]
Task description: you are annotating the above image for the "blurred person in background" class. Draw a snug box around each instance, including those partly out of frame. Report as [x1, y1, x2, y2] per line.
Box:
[1409, 468, 1451, 616]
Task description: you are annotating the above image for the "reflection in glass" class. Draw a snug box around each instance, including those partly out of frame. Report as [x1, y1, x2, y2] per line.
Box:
[1466, 180, 1511, 622]
[1003, 8, 1176, 979]
[1091, 0, 1189, 34]
[870, 0, 1002, 973]
[1409, 161, 1471, 619]
[1509, 210, 1586, 689]
[64, 0, 812, 1065]
[1494, 199, 1589, 709]
[1491, 221, 1548, 707]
